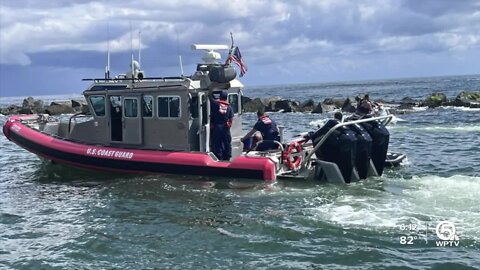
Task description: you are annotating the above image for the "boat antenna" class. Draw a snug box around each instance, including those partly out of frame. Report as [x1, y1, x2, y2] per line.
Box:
[229, 32, 234, 53]
[225, 32, 234, 65]
[130, 21, 134, 83]
[138, 30, 142, 67]
[175, 29, 184, 76]
[105, 22, 111, 80]
[179, 55, 184, 77]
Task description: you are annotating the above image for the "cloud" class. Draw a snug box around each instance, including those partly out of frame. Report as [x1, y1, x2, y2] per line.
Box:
[2, 0, 480, 65]
[1, 0, 480, 96]
[403, 0, 480, 17]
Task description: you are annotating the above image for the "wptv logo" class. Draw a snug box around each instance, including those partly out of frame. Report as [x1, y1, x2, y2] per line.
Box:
[435, 221, 460, 247]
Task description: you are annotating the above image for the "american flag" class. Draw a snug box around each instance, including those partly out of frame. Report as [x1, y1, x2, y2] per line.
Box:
[226, 46, 248, 77]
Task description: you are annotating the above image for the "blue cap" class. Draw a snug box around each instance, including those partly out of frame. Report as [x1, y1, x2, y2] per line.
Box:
[220, 91, 228, 100]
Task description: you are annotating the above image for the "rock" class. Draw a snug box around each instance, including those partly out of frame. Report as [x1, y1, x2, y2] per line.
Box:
[458, 91, 480, 101]
[22, 97, 35, 108]
[323, 98, 335, 105]
[243, 98, 265, 112]
[4, 105, 20, 115]
[447, 91, 480, 107]
[80, 104, 90, 114]
[262, 96, 282, 107]
[300, 99, 315, 111]
[400, 97, 417, 105]
[311, 102, 323, 113]
[71, 100, 88, 113]
[291, 101, 302, 112]
[397, 103, 414, 110]
[420, 92, 447, 108]
[267, 99, 302, 112]
[21, 96, 44, 113]
[322, 98, 343, 108]
[321, 98, 344, 111]
[44, 104, 76, 115]
[71, 100, 82, 108]
[44, 100, 76, 115]
[1, 105, 16, 115]
[322, 104, 337, 112]
[32, 100, 44, 113]
[311, 102, 336, 113]
[373, 98, 387, 105]
[241, 96, 252, 106]
[334, 99, 344, 108]
[50, 101, 71, 107]
[341, 98, 356, 113]
[396, 97, 417, 110]
[18, 108, 34, 114]
[470, 102, 480, 108]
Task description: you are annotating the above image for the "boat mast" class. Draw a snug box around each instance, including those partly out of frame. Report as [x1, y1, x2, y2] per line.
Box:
[138, 30, 142, 68]
[175, 30, 184, 76]
[130, 21, 134, 83]
[105, 22, 111, 81]
[179, 55, 184, 76]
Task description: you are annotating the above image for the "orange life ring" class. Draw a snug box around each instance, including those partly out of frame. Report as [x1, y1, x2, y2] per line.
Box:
[282, 141, 303, 170]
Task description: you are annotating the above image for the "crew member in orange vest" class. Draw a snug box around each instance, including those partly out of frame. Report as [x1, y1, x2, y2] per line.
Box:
[208, 84, 234, 161]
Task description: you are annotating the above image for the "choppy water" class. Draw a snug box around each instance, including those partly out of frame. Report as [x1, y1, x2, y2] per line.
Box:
[1, 75, 480, 269]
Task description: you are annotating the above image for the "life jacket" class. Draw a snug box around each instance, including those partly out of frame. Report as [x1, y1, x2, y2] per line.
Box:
[260, 115, 272, 125]
[218, 100, 229, 115]
[258, 116, 278, 140]
[211, 100, 232, 128]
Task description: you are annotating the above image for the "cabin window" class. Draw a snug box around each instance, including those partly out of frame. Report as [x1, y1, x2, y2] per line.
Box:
[143, 96, 153, 117]
[124, 98, 138, 117]
[157, 96, 181, 118]
[228, 93, 239, 114]
[89, 95, 106, 116]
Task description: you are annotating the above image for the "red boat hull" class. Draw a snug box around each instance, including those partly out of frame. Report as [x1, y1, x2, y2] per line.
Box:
[3, 116, 276, 181]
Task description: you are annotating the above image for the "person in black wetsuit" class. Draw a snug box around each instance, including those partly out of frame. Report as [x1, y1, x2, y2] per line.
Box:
[306, 111, 357, 182]
[241, 109, 280, 151]
[308, 111, 343, 146]
[208, 83, 234, 161]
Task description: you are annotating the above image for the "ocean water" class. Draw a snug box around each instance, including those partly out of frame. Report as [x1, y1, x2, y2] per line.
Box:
[1, 75, 480, 269]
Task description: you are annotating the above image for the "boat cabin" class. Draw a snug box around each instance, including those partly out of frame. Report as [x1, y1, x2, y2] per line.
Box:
[71, 45, 245, 159]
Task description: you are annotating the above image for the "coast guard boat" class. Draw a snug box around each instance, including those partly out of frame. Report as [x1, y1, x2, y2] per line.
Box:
[2, 44, 403, 183]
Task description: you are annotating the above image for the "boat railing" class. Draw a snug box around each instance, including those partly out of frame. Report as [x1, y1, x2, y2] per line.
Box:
[82, 76, 185, 83]
[302, 114, 394, 168]
[245, 140, 284, 154]
[68, 112, 93, 135]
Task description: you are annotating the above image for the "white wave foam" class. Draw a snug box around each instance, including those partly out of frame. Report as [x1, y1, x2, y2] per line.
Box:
[389, 125, 480, 133]
[413, 106, 428, 111]
[439, 106, 480, 112]
[309, 175, 480, 241]
[309, 119, 327, 128]
[217, 228, 244, 238]
[388, 115, 406, 124]
[421, 126, 480, 132]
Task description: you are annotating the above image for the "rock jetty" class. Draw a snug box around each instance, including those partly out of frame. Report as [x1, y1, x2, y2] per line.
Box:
[1, 97, 88, 116]
[1, 91, 479, 116]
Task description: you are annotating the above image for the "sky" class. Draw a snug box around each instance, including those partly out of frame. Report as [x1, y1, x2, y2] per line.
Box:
[1, 0, 480, 97]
